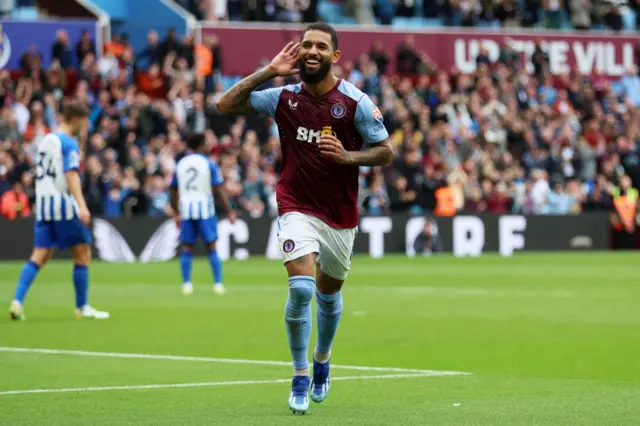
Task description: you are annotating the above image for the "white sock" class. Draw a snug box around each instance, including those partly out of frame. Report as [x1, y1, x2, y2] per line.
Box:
[294, 368, 310, 376]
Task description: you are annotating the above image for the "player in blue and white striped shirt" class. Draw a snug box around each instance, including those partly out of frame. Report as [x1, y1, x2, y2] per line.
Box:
[170, 133, 236, 295]
[9, 102, 109, 321]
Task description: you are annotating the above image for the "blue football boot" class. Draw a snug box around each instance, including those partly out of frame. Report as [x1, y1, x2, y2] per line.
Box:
[310, 359, 331, 403]
[288, 375, 310, 414]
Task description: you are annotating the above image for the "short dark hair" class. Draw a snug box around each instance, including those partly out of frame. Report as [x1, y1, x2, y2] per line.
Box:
[302, 22, 339, 51]
[62, 101, 90, 121]
[187, 133, 206, 151]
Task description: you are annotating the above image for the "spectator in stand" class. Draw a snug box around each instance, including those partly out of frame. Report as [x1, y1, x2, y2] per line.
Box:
[1, 16, 639, 229]
[571, 0, 592, 29]
[83, 155, 107, 215]
[164, 52, 195, 86]
[475, 46, 492, 67]
[375, 0, 397, 25]
[369, 40, 389, 74]
[600, 0, 625, 31]
[543, 0, 566, 29]
[396, 36, 422, 74]
[621, 66, 640, 107]
[145, 173, 171, 216]
[137, 31, 161, 72]
[531, 39, 550, 81]
[413, 218, 443, 256]
[158, 28, 184, 63]
[364, 168, 390, 215]
[0, 181, 30, 220]
[494, 0, 519, 27]
[530, 169, 551, 214]
[51, 29, 73, 69]
[23, 101, 49, 145]
[442, 0, 462, 27]
[611, 174, 638, 248]
[388, 175, 418, 213]
[103, 176, 132, 218]
[186, 91, 209, 134]
[460, 0, 482, 27]
[194, 36, 214, 90]
[583, 175, 614, 211]
[547, 181, 576, 214]
[12, 78, 31, 134]
[209, 35, 224, 86]
[617, 135, 640, 188]
[75, 29, 96, 65]
[182, 0, 209, 20]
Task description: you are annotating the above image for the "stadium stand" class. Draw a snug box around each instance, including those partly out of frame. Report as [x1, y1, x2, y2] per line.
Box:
[0, 1, 639, 227]
[177, 0, 640, 32]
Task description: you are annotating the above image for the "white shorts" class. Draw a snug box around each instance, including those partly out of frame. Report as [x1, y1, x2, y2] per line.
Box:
[277, 212, 358, 281]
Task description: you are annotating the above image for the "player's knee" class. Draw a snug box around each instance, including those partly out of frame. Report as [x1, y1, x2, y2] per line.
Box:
[316, 266, 344, 294]
[72, 245, 91, 266]
[285, 254, 316, 277]
[316, 280, 342, 295]
[30, 248, 52, 267]
[288, 276, 315, 306]
[206, 241, 216, 252]
[182, 245, 194, 253]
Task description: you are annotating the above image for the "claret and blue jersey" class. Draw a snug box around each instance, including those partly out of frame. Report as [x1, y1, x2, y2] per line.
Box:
[249, 78, 389, 229]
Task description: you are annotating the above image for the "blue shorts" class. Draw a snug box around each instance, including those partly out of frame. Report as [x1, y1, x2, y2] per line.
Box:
[34, 218, 92, 249]
[180, 217, 218, 246]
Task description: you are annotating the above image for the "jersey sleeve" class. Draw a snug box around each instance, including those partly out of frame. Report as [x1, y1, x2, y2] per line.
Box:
[210, 161, 224, 186]
[249, 87, 284, 117]
[354, 95, 389, 144]
[169, 170, 178, 189]
[61, 135, 80, 172]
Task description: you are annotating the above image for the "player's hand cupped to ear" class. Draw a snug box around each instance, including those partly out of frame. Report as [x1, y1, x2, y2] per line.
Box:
[319, 134, 353, 165]
[267, 42, 301, 77]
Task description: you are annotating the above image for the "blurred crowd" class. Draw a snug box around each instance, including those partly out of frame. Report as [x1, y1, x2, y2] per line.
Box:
[174, 0, 640, 32]
[1, 25, 640, 227]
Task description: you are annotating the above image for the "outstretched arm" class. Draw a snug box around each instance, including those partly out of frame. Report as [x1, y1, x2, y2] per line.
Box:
[215, 67, 277, 115]
[216, 42, 300, 115]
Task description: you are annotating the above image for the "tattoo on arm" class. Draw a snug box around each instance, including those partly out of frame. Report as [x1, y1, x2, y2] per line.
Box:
[347, 140, 394, 167]
[215, 67, 276, 115]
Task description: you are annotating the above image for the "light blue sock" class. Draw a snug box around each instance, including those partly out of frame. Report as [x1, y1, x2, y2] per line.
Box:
[285, 276, 315, 371]
[180, 250, 193, 283]
[73, 265, 89, 309]
[315, 290, 343, 355]
[208, 250, 222, 284]
[13, 261, 40, 304]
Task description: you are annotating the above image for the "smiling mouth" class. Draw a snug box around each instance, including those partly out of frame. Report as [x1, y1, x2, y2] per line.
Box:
[304, 59, 320, 68]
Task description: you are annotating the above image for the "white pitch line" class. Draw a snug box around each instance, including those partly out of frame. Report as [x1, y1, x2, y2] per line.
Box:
[0, 373, 449, 396]
[0, 347, 469, 376]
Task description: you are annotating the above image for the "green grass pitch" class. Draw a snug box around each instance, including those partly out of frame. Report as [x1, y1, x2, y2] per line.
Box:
[1, 253, 639, 425]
